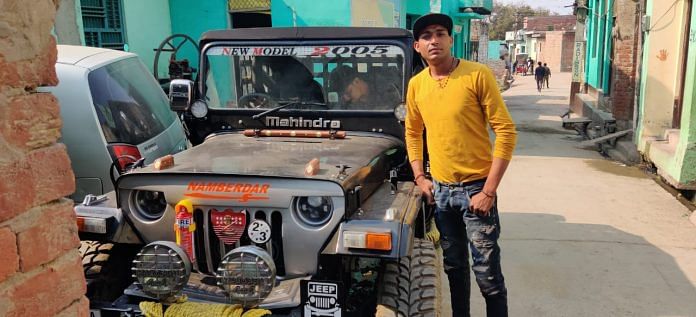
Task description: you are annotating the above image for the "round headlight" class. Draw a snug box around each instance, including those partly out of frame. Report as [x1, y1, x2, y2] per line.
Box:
[216, 246, 276, 308]
[132, 241, 191, 300]
[132, 190, 167, 220]
[191, 100, 208, 118]
[394, 103, 407, 121]
[295, 196, 333, 226]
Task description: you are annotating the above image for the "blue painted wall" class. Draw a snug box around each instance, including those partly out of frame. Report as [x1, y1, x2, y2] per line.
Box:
[272, 0, 352, 26]
[122, 0, 172, 76]
[169, 0, 229, 71]
[488, 40, 504, 59]
[585, 0, 613, 92]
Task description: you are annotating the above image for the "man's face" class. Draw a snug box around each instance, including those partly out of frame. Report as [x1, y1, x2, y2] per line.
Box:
[414, 25, 453, 63]
[342, 77, 369, 104]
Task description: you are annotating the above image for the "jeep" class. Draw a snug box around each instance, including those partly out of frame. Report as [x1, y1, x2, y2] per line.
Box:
[77, 27, 441, 317]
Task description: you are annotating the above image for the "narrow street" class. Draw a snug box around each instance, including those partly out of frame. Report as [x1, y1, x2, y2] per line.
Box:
[446, 73, 696, 316]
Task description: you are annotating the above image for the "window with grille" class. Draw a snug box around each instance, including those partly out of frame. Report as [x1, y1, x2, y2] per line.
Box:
[81, 0, 126, 50]
[229, 0, 270, 12]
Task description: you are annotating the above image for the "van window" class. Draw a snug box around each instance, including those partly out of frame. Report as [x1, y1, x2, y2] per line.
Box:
[88, 57, 176, 144]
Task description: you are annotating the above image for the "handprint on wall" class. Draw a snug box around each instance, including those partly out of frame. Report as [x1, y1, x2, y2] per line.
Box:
[657, 49, 668, 61]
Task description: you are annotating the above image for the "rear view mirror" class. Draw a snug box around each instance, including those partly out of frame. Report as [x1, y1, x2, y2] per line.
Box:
[169, 79, 194, 111]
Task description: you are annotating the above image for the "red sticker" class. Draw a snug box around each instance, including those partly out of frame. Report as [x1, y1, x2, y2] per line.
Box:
[211, 208, 247, 245]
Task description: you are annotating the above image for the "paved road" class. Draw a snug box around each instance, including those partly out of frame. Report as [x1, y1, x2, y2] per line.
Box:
[440, 72, 696, 317]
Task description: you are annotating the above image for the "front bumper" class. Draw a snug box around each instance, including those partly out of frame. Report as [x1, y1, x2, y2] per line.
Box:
[91, 274, 308, 316]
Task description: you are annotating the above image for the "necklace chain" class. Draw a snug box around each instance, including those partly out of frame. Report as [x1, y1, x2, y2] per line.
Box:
[436, 58, 457, 89]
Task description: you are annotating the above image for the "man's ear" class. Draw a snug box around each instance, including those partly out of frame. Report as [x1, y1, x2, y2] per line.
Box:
[413, 41, 421, 54]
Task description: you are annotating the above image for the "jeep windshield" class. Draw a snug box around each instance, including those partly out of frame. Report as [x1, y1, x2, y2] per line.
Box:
[203, 43, 405, 111]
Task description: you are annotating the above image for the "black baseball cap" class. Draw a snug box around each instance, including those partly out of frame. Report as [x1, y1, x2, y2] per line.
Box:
[412, 13, 453, 39]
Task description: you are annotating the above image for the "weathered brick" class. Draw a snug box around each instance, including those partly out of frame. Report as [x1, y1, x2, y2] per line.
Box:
[0, 227, 19, 283]
[17, 200, 79, 272]
[0, 158, 35, 222]
[1, 93, 62, 151]
[4, 252, 86, 317]
[55, 296, 89, 317]
[27, 143, 75, 205]
[0, 55, 23, 89]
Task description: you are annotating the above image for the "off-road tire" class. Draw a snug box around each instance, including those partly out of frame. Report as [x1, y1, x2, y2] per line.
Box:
[80, 241, 114, 278]
[376, 239, 441, 317]
[79, 240, 137, 301]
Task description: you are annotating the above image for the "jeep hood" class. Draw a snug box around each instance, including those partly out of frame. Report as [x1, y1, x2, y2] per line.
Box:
[132, 132, 404, 184]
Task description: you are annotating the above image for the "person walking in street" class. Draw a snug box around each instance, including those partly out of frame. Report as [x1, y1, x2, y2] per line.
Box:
[534, 61, 545, 92]
[543, 63, 551, 88]
[406, 13, 517, 317]
[526, 57, 533, 75]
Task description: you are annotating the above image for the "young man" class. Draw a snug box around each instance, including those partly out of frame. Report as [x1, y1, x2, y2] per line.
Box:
[534, 61, 545, 92]
[543, 63, 551, 88]
[406, 13, 517, 317]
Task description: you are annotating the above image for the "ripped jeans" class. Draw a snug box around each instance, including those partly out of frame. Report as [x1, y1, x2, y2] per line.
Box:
[433, 179, 507, 317]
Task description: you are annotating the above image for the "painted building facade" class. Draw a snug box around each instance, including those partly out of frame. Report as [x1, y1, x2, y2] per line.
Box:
[504, 15, 575, 71]
[54, 0, 491, 74]
[569, 0, 695, 191]
[637, 0, 696, 189]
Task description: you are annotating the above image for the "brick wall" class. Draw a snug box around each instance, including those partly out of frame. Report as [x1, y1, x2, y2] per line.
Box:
[609, 0, 640, 122]
[0, 0, 87, 316]
[526, 15, 576, 32]
[536, 31, 575, 73]
[561, 32, 575, 72]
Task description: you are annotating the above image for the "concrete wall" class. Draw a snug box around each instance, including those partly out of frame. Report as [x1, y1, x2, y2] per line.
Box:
[0, 0, 87, 316]
[636, 0, 696, 189]
[54, 0, 82, 45]
[637, 0, 690, 148]
[677, 3, 696, 186]
[123, 0, 172, 76]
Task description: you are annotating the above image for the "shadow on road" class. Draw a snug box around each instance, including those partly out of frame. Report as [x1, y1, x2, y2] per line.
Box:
[493, 212, 696, 317]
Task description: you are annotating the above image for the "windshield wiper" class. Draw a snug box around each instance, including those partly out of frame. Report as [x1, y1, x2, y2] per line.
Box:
[251, 101, 328, 121]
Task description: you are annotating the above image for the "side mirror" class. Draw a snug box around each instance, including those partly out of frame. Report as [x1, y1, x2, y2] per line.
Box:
[169, 79, 194, 111]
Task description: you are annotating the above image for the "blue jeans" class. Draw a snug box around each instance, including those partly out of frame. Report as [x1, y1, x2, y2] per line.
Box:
[433, 179, 508, 317]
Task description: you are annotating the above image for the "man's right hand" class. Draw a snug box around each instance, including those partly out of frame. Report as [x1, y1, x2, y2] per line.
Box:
[416, 178, 435, 205]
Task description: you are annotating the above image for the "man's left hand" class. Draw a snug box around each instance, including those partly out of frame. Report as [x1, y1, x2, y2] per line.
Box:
[469, 192, 494, 216]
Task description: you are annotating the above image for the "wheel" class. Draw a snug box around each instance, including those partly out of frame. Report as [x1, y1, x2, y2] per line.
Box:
[79, 241, 139, 302]
[376, 239, 441, 317]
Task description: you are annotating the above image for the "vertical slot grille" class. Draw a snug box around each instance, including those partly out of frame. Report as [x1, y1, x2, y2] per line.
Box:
[195, 208, 285, 277]
[271, 211, 285, 276]
[193, 209, 209, 274]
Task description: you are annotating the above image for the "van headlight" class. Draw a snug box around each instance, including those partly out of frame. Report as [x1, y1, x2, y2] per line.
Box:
[294, 196, 333, 226]
[216, 246, 276, 307]
[132, 190, 167, 220]
[132, 241, 191, 300]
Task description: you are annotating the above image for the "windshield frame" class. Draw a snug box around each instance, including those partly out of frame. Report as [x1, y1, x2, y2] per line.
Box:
[199, 39, 411, 114]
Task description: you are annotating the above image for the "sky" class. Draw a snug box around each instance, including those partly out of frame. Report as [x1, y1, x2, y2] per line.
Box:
[495, 0, 574, 15]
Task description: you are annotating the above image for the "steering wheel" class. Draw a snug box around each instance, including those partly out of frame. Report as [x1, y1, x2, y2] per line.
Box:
[239, 93, 277, 109]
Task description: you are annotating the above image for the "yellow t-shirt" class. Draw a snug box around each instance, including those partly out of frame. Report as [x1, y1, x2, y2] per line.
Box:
[405, 59, 517, 183]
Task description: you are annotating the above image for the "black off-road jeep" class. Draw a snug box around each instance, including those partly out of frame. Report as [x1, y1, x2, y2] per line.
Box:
[76, 27, 440, 317]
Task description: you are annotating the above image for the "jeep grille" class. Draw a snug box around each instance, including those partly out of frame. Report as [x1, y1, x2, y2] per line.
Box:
[193, 208, 286, 277]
